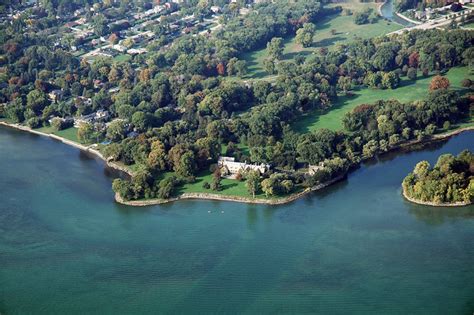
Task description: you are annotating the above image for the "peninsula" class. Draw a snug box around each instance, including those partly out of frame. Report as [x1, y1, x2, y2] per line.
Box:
[402, 150, 474, 207]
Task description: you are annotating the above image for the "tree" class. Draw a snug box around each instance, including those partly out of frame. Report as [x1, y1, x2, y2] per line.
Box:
[51, 117, 64, 131]
[5, 99, 25, 123]
[106, 120, 127, 142]
[261, 178, 274, 197]
[461, 78, 471, 88]
[211, 168, 222, 191]
[353, 9, 375, 25]
[381, 72, 399, 89]
[26, 89, 48, 114]
[158, 176, 177, 199]
[147, 140, 167, 172]
[77, 123, 95, 144]
[267, 37, 284, 60]
[281, 180, 294, 194]
[429, 75, 450, 91]
[234, 60, 247, 77]
[245, 170, 261, 198]
[414, 160, 430, 178]
[407, 67, 417, 80]
[131, 111, 151, 132]
[176, 151, 196, 179]
[295, 23, 316, 48]
[109, 33, 119, 44]
[337, 76, 352, 93]
[263, 58, 276, 74]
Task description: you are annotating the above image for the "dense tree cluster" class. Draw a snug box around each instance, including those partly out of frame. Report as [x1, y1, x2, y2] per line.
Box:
[403, 150, 474, 204]
[1, 0, 473, 202]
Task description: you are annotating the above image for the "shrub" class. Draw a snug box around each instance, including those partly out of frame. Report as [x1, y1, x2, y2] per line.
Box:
[461, 78, 472, 88]
[26, 117, 42, 128]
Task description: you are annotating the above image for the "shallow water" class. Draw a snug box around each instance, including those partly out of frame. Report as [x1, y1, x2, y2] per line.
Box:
[380, 0, 415, 27]
[0, 126, 473, 314]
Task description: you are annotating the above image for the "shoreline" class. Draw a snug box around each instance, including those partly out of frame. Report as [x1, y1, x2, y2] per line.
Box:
[1, 120, 473, 207]
[393, 11, 422, 25]
[0, 121, 134, 177]
[402, 186, 472, 207]
[115, 175, 346, 206]
[118, 125, 474, 207]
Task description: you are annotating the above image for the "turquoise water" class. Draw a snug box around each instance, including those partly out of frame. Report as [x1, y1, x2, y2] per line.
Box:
[1, 126, 473, 314]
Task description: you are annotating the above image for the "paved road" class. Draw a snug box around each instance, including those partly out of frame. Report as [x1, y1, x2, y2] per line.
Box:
[389, 9, 474, 35]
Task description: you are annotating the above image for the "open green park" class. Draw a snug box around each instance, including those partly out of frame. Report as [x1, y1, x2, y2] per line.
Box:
[241, 12, 402, 79]
[292, 67, 473, 132]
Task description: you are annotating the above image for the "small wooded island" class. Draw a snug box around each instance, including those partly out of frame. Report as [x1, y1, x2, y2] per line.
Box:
[402, 150, 474, 207]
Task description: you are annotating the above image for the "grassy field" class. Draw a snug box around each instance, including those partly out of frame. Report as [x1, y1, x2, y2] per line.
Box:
[36, 126, 80, 143]
[220, 142, 250, 156]
[242, 9, 402, 79]
[292, 67, 473, 133]
[114, 54, 132, 62]
[462, 21, 474, 29]
[177, 171, 252, 196]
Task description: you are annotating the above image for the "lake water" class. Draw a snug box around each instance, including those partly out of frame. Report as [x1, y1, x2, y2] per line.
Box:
[1, 126, 473, 314]
[380, 0, 415, 27]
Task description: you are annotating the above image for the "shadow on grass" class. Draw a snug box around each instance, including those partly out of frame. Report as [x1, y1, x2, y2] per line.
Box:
[283, 50, 313, 61]
[313, 36, 346, 48]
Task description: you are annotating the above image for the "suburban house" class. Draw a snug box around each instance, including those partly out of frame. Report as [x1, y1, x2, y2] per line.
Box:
[218, 157, 270, 176]
[73, 110, 110, 127]
[48, 89, 63, 103]
[308, 162, 326, 175]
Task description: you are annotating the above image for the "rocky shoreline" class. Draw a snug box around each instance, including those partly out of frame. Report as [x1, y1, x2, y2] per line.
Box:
[402, 186, 472, 207]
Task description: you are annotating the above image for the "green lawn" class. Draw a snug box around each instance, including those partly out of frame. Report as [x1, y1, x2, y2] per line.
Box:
[149, 170, 282, 199]
[177, 171, 253, 197]
[292, 67, 473, 133]
[241, 12, 402, 79]
[114, 54, 132, 62]
[220, 142, 250, 156]
[462, 21, 474, 29]
[36, 126, 80, 143]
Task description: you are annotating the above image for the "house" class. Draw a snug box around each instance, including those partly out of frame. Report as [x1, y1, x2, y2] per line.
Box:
[218, 157, 270, 176]
[112, 44, 127, 52]
[93, 79, 104, 89]
[95, 109, 110, 121]
[48, 116, 74, 125]
[127, 48, 147, 55]
[127, 131, 139, 138]
[308, 162, 326, 175]
[75, 96, 92, 106]
[48, 89, 63, 103]
[210, 6, 221, 13]
[74, 113, 95, 127]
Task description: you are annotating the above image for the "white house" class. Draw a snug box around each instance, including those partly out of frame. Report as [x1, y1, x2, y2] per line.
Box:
[308, 162, 326, 175]
[218, 157, 270, 176]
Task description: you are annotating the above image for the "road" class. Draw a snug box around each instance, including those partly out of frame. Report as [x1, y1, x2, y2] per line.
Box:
[389, 9, 474, 35]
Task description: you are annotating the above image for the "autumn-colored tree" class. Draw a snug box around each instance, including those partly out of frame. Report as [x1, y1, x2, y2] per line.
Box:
[216, 62, 225, 76]
[148, 140, 168, 172]
[429, 75, 450, 91]
[139, 68, 151, 82]
[408, 51, 419, 68]
[109, 33, 119, 44]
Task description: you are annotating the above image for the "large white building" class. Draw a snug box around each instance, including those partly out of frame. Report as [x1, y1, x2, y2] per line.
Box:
[218, 157, 270, 175]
